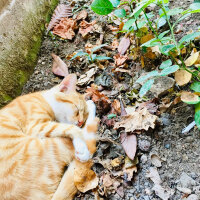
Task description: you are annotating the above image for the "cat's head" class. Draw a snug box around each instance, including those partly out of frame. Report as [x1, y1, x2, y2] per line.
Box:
[43, 74, 89, 126]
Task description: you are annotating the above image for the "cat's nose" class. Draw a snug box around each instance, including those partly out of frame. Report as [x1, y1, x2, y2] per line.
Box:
[78, 120, 84, 127]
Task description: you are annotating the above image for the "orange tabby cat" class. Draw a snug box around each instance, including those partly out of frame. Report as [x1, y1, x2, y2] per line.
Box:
[0, 74, 98, 200]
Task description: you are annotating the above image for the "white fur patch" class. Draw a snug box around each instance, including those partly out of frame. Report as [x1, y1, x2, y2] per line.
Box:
[73, 138, 91, 162]
[86, 100, 96, 125]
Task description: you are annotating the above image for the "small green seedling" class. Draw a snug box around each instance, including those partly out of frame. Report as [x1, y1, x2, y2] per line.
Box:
[71, 44, 112, 63]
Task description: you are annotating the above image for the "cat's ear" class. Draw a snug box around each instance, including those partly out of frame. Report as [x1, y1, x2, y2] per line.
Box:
[59, 74, 77, 93]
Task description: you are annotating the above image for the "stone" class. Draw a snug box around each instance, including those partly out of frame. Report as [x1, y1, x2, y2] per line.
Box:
[138, 140, 151, 152]
[150, 76, 175, 97]
[187, 194, 199, 200]
[95, 71, 113, 88]
[179, 172, 196, 188]
[177, 186, 192, 194]
[140, 154, 148, 164]
[0, 0, 58, 107]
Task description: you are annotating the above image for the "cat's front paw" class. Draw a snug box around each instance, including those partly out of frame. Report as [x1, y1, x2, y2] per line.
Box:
[73, 138, 91, 162]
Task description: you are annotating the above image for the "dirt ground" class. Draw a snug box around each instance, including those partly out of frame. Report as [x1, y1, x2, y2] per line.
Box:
[22, 0, 200, 199]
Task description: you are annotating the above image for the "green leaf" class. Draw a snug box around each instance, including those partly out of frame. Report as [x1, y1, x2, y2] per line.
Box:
[71, 51, 88, 60]
[164, 0, 169, 3]
[136, 70, 159, 83]
[157, 17, 167, 29]
[160, 65, 179, 76]
[139, 79, 154, 97]
[167, 8, 184, 16]
[160, 44, 176, 55]
[158, 30, 170, 39]
[195, 103, 200, 129]
[91, 0, 114, 15]
[190, 82, 200, 92]
[123, 18, 135, 30]
[91, 44, 107, 53]
[107, 113, 117, 119]
[189, 2, 200, 10]
[160, 59, 172, 69]
[114, 8, 126, 18]
[141, 38, 159, 47]
[179, 32, 200, 45]
[95, 56, 112, 60]
[88, 54, 97, 62]
[110, 0, 120, 7]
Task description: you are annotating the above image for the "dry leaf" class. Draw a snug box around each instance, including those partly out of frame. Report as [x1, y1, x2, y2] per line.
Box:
[118, 37, 130, 55]
[175, 69, 192, 86]
[112, 99, 121, 115]
[76, 10, 88, 20]
[53, 18, 77, 40]
[51, 53, 69, 76]
[116, 186, 124, 198]
[123, 165, 137, 181]
[150, 154, 162, 167]
[77, 67, 97, 86]
[47, 4, 72, 31]
[102, 174, 113, 187]
[184, 52, 199, 66]
[181, 91, 199, 102]
[79, 20, 96, 37]
[146, 167, 162, 185]
[112, 39, 119, 50]
[121, 133, 137, 160]
[141, 34, 154, 44]
[151, 45, 161, 55]
[110, 156, 124, 168]
[114, 54, 128, 66]
[114, 107, 157, 132]
[74, 160, 99, 193]
[152, 184, 171, 200]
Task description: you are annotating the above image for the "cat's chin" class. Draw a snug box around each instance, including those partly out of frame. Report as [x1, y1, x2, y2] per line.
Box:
[73, 138, 91, 162]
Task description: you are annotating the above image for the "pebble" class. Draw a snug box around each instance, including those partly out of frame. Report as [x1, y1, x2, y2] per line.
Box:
[177, 186, 192, 194]
[187, 194, 199, 200]
[185, 136, 194, 143]
[140, 154, 148, 164]
[179, 172, 196, 188]
[138, 140, 151, 152]
[164, 143, 170, 149]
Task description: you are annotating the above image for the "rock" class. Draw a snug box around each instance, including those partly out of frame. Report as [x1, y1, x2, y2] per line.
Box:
[187, 194, 199, 200]
[179, 172, 196, 188]
[0, 0, 58, 107]
[138, 140, 151, 152]
[160, 113, 171, 126]
[150, 76, 175, 97]
[177, 186, 192, 194]
[140, 154, 148, 164]
[95, 71, 113, 88]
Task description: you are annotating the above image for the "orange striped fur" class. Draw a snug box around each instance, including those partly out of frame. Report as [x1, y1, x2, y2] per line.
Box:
[0, 74, 98, 200]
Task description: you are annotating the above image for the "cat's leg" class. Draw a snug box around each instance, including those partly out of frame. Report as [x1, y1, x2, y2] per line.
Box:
[51, 160, 77, 200]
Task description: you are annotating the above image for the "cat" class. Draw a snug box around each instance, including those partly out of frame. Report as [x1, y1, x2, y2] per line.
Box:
[0, 74, 98, 200]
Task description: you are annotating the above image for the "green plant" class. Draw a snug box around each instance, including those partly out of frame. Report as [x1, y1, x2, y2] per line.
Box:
[71, 44, 112, 63]
[91, 0, 200, 128]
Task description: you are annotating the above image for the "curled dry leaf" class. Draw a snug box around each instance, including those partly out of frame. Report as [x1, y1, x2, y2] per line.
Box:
[76, 10, 88, 20]
[118, 37, 130, 55]
[181, 91, 199, 102]
[74, 160, 99, 193]
[146, 167, 162, 185]
[112, 39, 119, 50]
[150, 154, 162, 167]
[77, 67, 97, 86]
[102, 174, 113, 188]
[51, 53, 69, 77]
[184, 52, 199, 66]
[123, 165, 137, 181]
[175, 69, 192, 86]
[112, 99, 121, 115]
[79, 20, 96, 37]
[47, 4, 72, 31]
[114, 54, 128, 66]
[121, 133, 137, 160]
[53, 18, 77, 40]
[114, 107, 157, 132]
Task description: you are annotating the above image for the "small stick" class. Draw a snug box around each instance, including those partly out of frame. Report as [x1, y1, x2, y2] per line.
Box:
[182, 121, 196, 134]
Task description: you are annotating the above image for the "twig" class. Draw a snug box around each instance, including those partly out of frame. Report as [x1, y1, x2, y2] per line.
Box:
[182, 121, 196, 134]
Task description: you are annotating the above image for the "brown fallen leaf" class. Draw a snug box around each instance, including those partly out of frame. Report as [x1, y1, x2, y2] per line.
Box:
[146, 167, 162, 185]
[47, 4, 72, 31]
[175, 69, 192, 86]
[118, 37, 130, 55]
[184, 51, 199, 66]
[112, 99, 121, 115]
[114, 54, 128, 66]
[76, 10, 88, 20]
[53, 18, 77, 40]
[181, 91, 199, 102]
[77, 67, 97, 86]
[123, 165, 137, 181]
[120, 133, 137, 160]
[102, 174, 113, 188]
[141, 34, 154, 44]
[136, 99, 158, 114]
[112, 39, 119, 50]
[116, 186, 124, 198]
[152, 184, 171, 200]
[51, 53, 69, 76]
[79, 20, 96, 37]
[110, 156, 124, 168]
[150, 154, 162, 167]
[114, 107, 157, 132]
[74, 160, 99, 193]
[86, 84, 111, 113]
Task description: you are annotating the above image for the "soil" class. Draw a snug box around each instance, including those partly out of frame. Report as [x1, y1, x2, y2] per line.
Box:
[22, 0, 200, 199]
